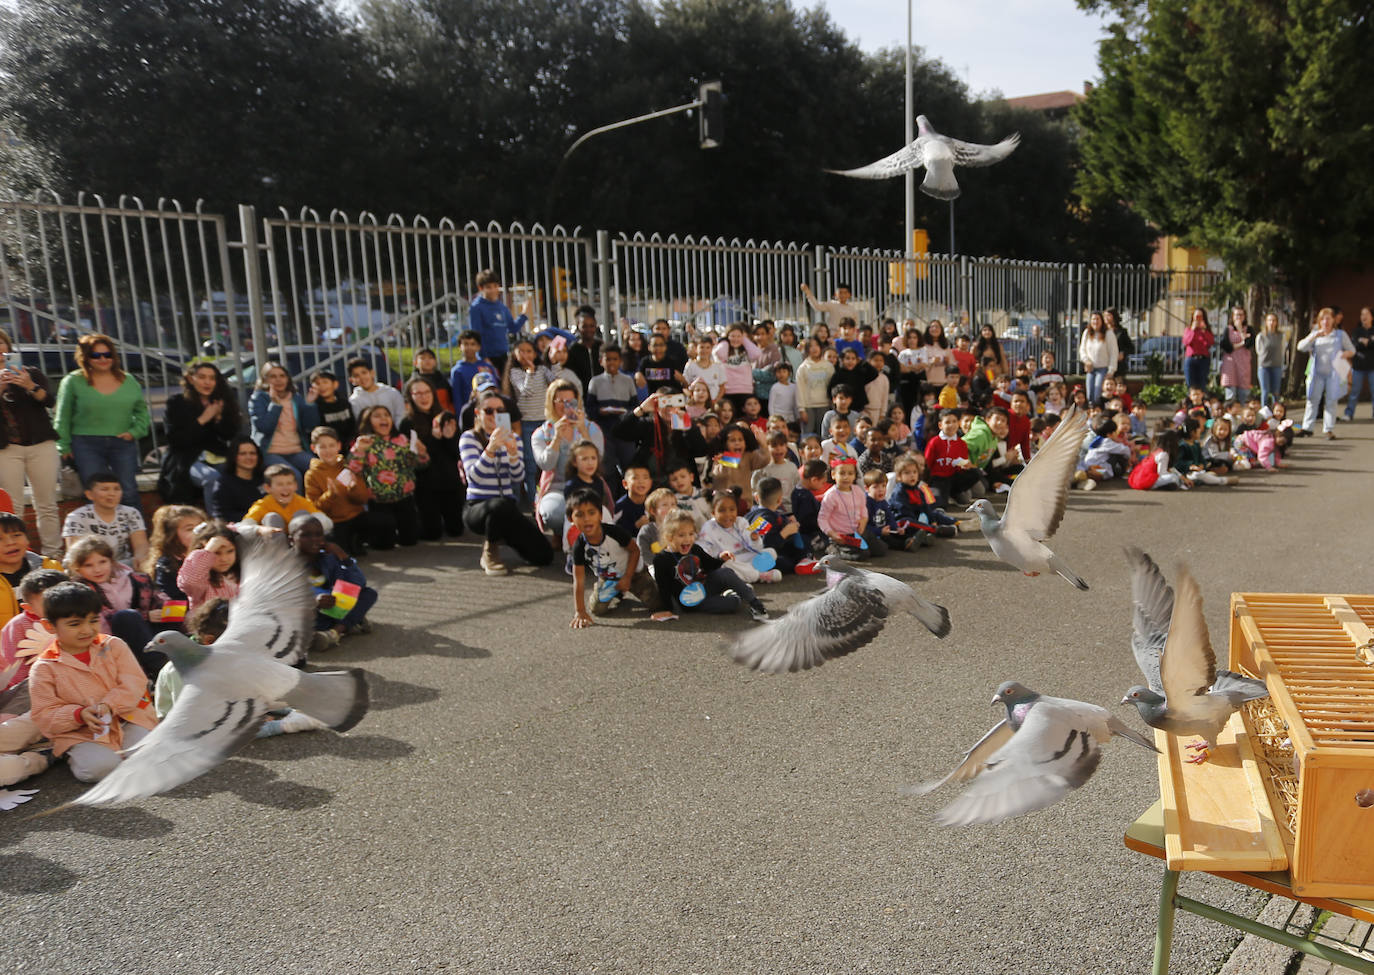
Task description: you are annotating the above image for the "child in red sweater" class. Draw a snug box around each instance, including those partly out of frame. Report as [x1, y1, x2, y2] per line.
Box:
[923, 409, 981, 506]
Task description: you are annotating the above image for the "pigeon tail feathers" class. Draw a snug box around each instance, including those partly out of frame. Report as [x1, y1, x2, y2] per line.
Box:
[284, 668, 369, 732]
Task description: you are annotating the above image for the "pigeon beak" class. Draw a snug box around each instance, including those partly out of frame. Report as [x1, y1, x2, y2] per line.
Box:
[991, 693, 1003, 706]
[1120, 695, 1131, 705]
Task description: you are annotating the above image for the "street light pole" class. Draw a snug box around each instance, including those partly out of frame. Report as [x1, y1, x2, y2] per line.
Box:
[904, 0, 914, 318]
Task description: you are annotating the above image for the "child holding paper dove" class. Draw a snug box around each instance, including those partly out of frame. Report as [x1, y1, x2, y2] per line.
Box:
[347, 405, 428, 550]
[289, 515, 377, 644]
[306, 425, 372, 557]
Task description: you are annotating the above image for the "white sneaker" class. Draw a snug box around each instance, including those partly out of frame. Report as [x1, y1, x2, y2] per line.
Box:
[277, 710, 329, 734]
[1079, 478, 1096, 491]
[761, 569, 783, 583]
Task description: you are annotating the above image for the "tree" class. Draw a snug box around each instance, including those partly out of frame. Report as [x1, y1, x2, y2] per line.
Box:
[1075, 0, 1374, 331]
[0, 0, 387, 213]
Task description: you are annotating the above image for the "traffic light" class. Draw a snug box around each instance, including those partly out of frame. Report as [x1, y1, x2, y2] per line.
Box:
[699, 82, 723, 149]
[554, 267, 570, 302]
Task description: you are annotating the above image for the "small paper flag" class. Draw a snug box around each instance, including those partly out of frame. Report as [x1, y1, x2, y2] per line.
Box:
[748, 513, 769, 534]
[160, 600, 188, 621]
[718, 453, 741, 469]
[321, 579, 362, 619]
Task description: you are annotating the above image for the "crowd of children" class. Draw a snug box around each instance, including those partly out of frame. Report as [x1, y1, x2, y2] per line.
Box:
[0, 274, 1327, 795]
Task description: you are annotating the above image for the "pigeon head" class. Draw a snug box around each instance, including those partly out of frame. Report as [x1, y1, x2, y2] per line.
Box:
[1121, 685, 1166, 717]
[916, 114, 934, 136]
[152, 631, 212, 672]
[966, 499, 997, 522]
[993, 681, 1038, 706]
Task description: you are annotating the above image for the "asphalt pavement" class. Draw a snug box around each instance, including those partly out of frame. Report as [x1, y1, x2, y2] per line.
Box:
[3, 419, 1373, 975]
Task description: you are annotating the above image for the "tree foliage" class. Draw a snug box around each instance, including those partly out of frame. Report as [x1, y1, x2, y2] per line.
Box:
[1075, 0, 1374, 299]
[0, 0, 1156, 261]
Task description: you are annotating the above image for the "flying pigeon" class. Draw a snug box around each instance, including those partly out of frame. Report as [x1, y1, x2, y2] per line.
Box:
[825, 115, 1021, 201]
[906, 680, 1156, 826]
[730, 556, 950, 673]
[63, 529, 369, 807]
[966, 405, 1089, 589]
[1120, 549, 1268, 764]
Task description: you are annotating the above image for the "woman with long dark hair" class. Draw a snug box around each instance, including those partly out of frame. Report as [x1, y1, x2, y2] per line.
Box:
[401, 377, 463, 540]
[208, 437, 265, 523]
[0, 328, 60, 555]
[1077, 311, 1118, 404]
[972, 324, 1009, 407]
[160, 361, 241, 506]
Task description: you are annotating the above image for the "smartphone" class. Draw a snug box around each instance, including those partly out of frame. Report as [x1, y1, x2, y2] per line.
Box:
[562, 400, 578, 418]
[550, 336, 568, 353]
[2, 352, 21, 371]
[495, 412, 512, 433]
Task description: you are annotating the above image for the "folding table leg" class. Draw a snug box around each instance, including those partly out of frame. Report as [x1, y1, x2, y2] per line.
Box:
[1153, 868, 1181, 975]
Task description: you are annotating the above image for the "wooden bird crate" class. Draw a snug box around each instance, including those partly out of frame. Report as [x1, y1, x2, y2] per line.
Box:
[1230, 592, 1374, 899]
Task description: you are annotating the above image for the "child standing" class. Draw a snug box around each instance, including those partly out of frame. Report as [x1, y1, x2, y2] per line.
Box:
[768, 362, 798, 424]
[401, 378, 464, 540]
[348, 405, 428, 550]
[796, 338, 835, 437]
[819, 457, 886, 558]
[683, 340, 727, 400]
[698, 489, 783, 583]
[567, 489, 659, 627]
[651, 510, 770, 622]
[305, 426, 372, 557]
[62, 472, 149, 565]
[448, 329, 500, 412]
[28, 581, 158, 783]
[707, 423, 770, 497]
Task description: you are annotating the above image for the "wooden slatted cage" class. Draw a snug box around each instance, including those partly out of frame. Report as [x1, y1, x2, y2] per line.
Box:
[1230, 593, 1374, 898]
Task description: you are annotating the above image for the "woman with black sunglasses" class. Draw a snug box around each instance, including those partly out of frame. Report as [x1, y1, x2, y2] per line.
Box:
[53, 333, 150, 512]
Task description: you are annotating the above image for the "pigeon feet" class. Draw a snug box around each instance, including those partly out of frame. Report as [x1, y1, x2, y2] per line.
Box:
[1184, 740, 1212, 764]
[1022, 571, 1040, 577]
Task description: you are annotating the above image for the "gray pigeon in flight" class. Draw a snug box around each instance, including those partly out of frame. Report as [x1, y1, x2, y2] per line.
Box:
[826, 114, 1021, 200]
[905, 680, 1156, 826]
[1120, 549, 1268, 764]
[64, 529, 369, 807]
[967, 405, 1089, 589]
[730, 556, 950, 674]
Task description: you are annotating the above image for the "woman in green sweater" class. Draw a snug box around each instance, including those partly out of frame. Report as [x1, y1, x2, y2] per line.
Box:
[54, 333, 150, 511]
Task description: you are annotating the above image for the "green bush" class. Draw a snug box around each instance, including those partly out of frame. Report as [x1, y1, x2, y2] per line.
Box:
[1137, 382, 1187, 406]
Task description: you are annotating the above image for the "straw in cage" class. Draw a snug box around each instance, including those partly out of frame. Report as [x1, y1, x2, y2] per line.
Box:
[1242, 697, 1300, 835]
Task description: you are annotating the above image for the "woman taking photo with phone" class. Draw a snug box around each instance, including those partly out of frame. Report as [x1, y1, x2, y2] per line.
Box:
[459, 388, 554, 575]
[531, 380, 605, 546]
[54, 332, 150, 512]
[0, 329, 60, 555]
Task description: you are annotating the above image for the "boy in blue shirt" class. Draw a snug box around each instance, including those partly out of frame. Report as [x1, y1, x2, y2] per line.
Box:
[468, 269, 529, 375]
[745, 477, 819, 575]
[449, 329, 500, 411]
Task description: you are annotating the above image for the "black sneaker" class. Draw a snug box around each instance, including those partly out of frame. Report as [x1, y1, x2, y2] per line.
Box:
[749, 603, 771, 622]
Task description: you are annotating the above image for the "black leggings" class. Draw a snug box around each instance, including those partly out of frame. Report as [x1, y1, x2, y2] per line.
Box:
[368, 498, 420, 550]
[415, 486, 464, 540]
[678, 567, 756, 614]
[462, 496, 554, 566]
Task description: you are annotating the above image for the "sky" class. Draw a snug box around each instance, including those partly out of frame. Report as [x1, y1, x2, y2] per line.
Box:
[819, 0, 1110, 99]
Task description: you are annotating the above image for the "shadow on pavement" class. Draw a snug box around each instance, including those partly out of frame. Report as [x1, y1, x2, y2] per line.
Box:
[247, 731, 415, 762]
[169, 758, 333, 811]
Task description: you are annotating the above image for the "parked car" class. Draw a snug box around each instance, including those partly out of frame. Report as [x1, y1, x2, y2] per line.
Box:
[1127, 335, 1184, 374]
[226, 345, 402, 390]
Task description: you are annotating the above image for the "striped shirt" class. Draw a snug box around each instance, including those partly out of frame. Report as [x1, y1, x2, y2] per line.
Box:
[509, 366, 552, 422]
[459, 431, 524, 500]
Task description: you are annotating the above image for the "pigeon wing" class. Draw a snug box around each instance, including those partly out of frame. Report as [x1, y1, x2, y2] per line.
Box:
[730, 573, 893, 673]
[216, 526, 317, 666]
[1126, 547, 1173, 694]
[1001, 405, 1087, 540]
[71, 657, 300, 806]
[1158, 565, 1218, 710]
[854, 566, 952, 639]
[949, 132, 1021, 167]
[825, 140, 926, 181]
[901, 719, 1013, 796]
[935, 700, 1105, 826]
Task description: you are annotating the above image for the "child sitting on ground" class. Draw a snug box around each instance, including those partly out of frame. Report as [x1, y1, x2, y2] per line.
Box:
[154, 597, 328, 737]
[665, 461, 710, 527]
[1129, 426, 1190, 491]
[749, 430, 801, 513]
[568, 489, 660, 628]
[29, 581, 157, 783]
[62, 472, 148, 565]
[819, 385, 863, 438]
[650, 510, 769, 622]
[886, 452, 958, 548]
[614, 463, 653, 533]
[245, 463, 333, 532]
[290, 514, 377, 646]
[790, 459, 830, 558]
[745, 477, 817, 575]
[923, 409, 980, 506]
[636, 487, 679, 563]
[65, 535, 169, 677]
[1201, 416, 1237, 473]
[410, 348, 454, 413]
[305, 425, 371, 557]
[348, 404, 427, 550]
[820, 416, 856, 465]
[862, 469, 901, 547]
[0, 512, 63, 625]
[706, 423, 770, 497]
[0, 568, 69, 789]
[698, 487, 783, 583]
[819, 457, 886, 558]
[177, 521, 242, 611]
[144, 504, 205, 609]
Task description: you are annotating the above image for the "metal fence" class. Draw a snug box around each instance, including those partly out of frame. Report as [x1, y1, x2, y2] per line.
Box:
[0, 191, 1233, 444]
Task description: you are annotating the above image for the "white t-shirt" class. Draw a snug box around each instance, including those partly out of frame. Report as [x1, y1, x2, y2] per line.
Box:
[62, 504, 146, 563]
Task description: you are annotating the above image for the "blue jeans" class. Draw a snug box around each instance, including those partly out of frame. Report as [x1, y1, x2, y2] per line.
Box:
[70, 435, 141, 511]
[1085, 367, 1107, 404]
[1345, 369, 1374, 418]
[518, 426, 539, 504]
[1258, 366, 1283, 407]
[1303, 371, 1342, 433]
[1184, 355, 1210, 391]
[263, 450, 314, 491]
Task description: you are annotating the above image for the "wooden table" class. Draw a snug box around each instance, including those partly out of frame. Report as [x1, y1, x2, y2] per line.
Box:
[1126, 801, 1374, 974]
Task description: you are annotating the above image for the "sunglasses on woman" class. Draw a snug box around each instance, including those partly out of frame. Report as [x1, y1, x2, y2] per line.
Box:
[481, 407, 501, 415]
[88, 351, 113, 359]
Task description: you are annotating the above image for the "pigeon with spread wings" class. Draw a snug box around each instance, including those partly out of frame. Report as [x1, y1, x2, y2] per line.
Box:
[64, 528, 368, 807]
[1120, 549, 1268, 764]
[825, 115, 1021, 201]
[730, 556, 950, 674]
[967, 404, 1089, 589]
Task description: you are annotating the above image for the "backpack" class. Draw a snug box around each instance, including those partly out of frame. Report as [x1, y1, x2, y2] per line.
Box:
[1127, 456, 1159, 491]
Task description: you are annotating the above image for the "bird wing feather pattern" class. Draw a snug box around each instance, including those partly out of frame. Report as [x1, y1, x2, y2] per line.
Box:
[949, 132, 1021, 167]
[1158, 565, 1217, 708]
[902, 719, 1013, 797]
[216, 526, 316, 667]
[935, 700, 1107, 826]
[1001, 405, 1086, 541]
[824, 142, 926, 181]
[1126, 548, 1173, 694]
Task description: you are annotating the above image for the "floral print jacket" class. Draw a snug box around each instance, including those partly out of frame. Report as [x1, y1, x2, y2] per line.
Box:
[348, 433, 427, 503]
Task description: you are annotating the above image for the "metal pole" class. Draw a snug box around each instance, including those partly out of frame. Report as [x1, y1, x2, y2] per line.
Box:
[236, 204, 269, 380]
[904, 0, 914, 316]
[948, 200, 956, 257]
[595, 229, 613, 341]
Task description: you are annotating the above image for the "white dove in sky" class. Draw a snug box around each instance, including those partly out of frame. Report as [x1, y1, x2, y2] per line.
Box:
[826, 114, 1021, 201]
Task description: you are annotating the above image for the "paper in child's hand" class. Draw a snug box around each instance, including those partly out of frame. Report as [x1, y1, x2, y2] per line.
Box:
[336, 468, 356, 488]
